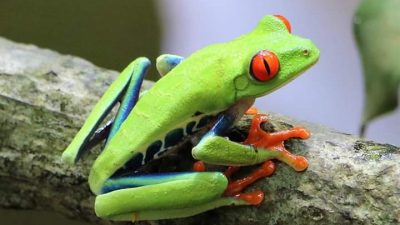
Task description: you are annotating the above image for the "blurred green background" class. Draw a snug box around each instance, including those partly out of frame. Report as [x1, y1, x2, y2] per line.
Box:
[0, 0, 161, 80]
[0, 1, 160, 224]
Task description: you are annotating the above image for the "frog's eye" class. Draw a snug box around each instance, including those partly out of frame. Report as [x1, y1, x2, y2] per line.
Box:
[274, 15, 291, 33]
[250, 50, 280, 82]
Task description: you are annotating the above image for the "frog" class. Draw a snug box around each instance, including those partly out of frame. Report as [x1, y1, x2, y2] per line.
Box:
[62, 15, 319, 222]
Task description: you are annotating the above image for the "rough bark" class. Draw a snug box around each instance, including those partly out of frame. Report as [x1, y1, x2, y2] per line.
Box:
[0, 37, 399, 225]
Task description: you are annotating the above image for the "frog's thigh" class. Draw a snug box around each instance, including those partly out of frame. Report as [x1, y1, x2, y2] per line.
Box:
[193, 136, 279, 166]
[95, 172, 228, 220]
[110, 196, 242, 221]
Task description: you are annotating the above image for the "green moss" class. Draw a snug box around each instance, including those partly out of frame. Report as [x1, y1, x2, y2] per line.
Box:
[45, 91, 73, 113]
[353, 140, 399, 160]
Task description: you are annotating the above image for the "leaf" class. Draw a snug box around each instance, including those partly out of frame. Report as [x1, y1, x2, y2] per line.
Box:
[353, 0, 400, 135]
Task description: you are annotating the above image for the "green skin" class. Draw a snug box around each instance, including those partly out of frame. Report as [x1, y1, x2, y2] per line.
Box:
[62, 15, 319, 221]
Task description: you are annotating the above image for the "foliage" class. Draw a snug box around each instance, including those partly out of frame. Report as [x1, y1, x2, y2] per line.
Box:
[353, 0, 400, 134]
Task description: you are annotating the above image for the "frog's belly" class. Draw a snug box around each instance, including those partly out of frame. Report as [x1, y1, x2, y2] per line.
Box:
[111, 114, 214, 177]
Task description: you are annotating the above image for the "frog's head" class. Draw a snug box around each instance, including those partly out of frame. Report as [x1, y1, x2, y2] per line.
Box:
[231, 15, 320, 100]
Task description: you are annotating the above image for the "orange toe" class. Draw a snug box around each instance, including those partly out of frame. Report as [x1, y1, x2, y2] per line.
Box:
[193, 161, 206, 172]
[235, 190, 264, 205]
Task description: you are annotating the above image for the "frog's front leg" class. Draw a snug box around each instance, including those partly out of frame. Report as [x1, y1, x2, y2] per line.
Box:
[191, 98, 275, 167]
[193, 113, 309, 170]
[192, 104, 309, 198]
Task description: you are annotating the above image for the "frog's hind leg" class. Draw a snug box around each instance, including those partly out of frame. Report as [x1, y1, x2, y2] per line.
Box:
[95, 172, 251, 222]
[106, 59, 152, 144]
[62, 58, 150, 164]
[81, 54, 185, 153]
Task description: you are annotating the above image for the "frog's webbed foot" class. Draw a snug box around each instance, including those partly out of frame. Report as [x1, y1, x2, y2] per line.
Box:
[245, 113, 309, 171]
[191, 160, 275, 205]
[223, 160, 275, 196]
[223, 160, 276, 205]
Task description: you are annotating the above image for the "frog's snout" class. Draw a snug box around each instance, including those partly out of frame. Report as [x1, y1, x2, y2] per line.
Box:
[301, 39, 320, 63]
[277, 38, 319, 78]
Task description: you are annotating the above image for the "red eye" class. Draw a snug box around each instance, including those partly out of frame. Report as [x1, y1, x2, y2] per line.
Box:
[274, 15, 291, 33]
[250, 50, 280, 82]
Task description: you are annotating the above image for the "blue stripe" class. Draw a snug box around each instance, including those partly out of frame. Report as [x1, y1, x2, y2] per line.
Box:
[101, 172, 195, 193]
[107, 60, 150, 144]
[199, 113, 235, 145]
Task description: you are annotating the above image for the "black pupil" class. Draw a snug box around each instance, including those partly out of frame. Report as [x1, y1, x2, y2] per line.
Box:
[262, 57, 271, 76]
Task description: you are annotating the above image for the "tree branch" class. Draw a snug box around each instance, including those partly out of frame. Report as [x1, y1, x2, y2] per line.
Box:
[0, 37, 399, 225]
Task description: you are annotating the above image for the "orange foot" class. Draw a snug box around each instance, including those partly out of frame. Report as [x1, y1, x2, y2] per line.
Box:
[194, 161, 275, 205]
[224, 160, 276, 197]
[244, 113, 309, 172]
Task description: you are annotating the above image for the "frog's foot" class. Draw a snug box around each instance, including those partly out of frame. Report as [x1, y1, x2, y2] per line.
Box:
[223, 166, 240, 182]
[192, 160, 274, 205]
[245, 114, 309, 172]
[221, 161, 275, 205]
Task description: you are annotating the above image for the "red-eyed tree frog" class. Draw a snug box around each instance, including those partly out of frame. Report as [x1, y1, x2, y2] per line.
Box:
[62, 15, 319, 222]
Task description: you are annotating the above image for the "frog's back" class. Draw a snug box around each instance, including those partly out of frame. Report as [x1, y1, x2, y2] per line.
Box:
[88, 47, 238, 193]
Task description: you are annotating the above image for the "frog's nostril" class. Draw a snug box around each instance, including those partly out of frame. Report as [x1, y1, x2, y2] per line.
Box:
[303, 49, 310, 56]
